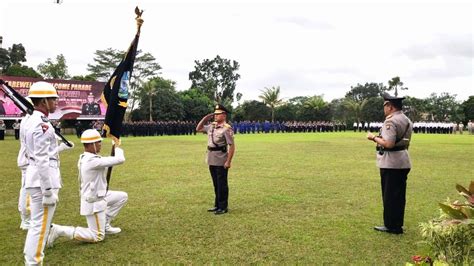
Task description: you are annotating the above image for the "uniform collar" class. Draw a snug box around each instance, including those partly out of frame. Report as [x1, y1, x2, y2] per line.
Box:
[34, 109, 49, 116]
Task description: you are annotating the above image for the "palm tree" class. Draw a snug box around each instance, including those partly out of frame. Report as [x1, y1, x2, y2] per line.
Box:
[259, 86, 284, 122]
[388, 76, 408, 97]
[303, 95, 326, 112]
[343, 98, 368, 124]
[141, 80, 158, 121]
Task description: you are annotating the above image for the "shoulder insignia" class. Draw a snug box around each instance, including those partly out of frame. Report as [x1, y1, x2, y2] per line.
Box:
[224, 123, 232, 129]
[41, 123, 49, 133]
[41, 116, 49, 123]
[386, 114, 393, 119]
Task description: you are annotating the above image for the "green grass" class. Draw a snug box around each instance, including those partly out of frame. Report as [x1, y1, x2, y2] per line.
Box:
[0, 132, 473, 264]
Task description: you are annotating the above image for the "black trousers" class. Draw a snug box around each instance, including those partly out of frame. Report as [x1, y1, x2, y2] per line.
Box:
[14, 129, 20, 140]
[0, 130, 4, 140]
[209, 165, 229, 210]
[380, 168, 410, 229]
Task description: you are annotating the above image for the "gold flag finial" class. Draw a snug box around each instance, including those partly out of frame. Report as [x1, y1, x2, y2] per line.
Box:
[135, 6, 144, 33]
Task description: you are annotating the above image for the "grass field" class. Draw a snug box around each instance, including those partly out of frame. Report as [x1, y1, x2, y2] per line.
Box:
[0, 132, 473, 264]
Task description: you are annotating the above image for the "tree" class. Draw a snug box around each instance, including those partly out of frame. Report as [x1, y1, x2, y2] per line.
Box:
[274, 103, 298, 121]
[37, 54, 70, 79]
[0, 48, 11, 72]
[343, 98, 368, 124]
[425, 92, 461, 121]
[461, 96, 474, 122]
[9, 43, 26, 66]
[189, 55, 240, 105]
[345, 82, 386, 102]
[403, 96, 428, 121]
[259, 86, 283, 122]
[179, 88, 214, 121]
[87, 48, 162, 111]
[387, 76, 408, 97]
[134, 77, 184, 121]
[141, 79, 159, 121]
[360, 97, 385, 122]
[71, 74, 97, 81]
[328, 98, 347, 122]
[4, 65, 42, 78]
[233, 100, 270, 121]
[300, 95, 329, 121]
[0, 43, 27, 73]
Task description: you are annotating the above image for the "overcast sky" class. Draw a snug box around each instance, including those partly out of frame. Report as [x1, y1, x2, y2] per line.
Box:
[0, 0, 472, 103]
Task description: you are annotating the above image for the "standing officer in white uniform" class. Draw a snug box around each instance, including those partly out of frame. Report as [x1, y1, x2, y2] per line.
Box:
[46, 129, 128, 247]
[23, 81, 74, 265]
[18, 110, 31, 230]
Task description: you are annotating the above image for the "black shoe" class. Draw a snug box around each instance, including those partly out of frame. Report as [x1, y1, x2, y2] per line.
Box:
[374, 226, 403, 234]
[214, 209, 228, 215]
[207, 207, 218, 212]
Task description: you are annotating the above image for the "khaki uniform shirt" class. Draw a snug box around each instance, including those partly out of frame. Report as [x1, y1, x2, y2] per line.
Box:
[376, 111, 413, 169]
[204, 122, 234, 166]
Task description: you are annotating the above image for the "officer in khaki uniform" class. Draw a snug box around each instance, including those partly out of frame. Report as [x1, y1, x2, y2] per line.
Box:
[367, 94, 412, 235]
[196, 104, 235, 215]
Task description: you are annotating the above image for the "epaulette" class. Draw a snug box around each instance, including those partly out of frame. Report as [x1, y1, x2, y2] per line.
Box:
[41, 116, 49, 123]
[224, 123, 232, 129]
[386, 114, 393, 119]
[211, 122, 217, 125]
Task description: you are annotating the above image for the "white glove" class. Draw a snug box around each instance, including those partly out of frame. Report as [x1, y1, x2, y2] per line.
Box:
[57, 141, 74, 153]
[42, 191, 58, 206]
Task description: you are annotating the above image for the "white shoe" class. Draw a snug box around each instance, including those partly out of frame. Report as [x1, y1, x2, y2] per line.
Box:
[20, 220, 31, 230]
[46, 224, 60, 248]
[105, 224, 121, 235]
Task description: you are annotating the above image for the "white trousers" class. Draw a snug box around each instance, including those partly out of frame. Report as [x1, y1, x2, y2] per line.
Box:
[104, 190, 128, 224]
[23, 188, 58, 266]
[18, 168, 31, 223]
[54, 190, 127, 243]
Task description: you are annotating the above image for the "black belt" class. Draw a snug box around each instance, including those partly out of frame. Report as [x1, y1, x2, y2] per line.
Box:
[207, 146, 227, 152]
[29, 157, 58, 161]
[376, 146, 407, 152]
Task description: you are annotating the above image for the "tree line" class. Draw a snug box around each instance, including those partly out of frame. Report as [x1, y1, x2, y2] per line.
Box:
[1, 43, 473, 124]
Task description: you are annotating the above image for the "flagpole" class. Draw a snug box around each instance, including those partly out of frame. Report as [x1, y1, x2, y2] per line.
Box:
[105, 7, 143, 191]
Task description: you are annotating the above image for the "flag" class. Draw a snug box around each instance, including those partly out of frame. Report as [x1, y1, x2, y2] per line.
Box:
[101, 33, 140, 143]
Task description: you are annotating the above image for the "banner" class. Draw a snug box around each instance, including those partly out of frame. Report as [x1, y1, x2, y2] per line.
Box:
[0, 76, 106, 120]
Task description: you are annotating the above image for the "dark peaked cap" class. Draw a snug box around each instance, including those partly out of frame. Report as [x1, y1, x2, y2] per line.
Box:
[382, 92, 405, 106]
[214, 104, 231, 114]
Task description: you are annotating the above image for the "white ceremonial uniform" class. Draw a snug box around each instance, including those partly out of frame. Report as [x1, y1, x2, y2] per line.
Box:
[18, 114, 31, 229]
[44, 148, 127, 249]
[72, 147, 127, 242]
[23, 110, 61, 265]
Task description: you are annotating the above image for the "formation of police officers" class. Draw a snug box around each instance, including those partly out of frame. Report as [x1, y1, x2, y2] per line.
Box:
[354, 121, 472, 134]
[232, 120, 347, 133]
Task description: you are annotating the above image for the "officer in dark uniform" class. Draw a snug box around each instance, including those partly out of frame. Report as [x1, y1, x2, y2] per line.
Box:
[367, 94, 412, 234]
[81, 93, 101, 115]
[196, 104, 235, 215]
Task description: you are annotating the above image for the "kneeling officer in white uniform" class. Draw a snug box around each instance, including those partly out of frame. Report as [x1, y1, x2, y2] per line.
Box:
[46, 129, 128, 247]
